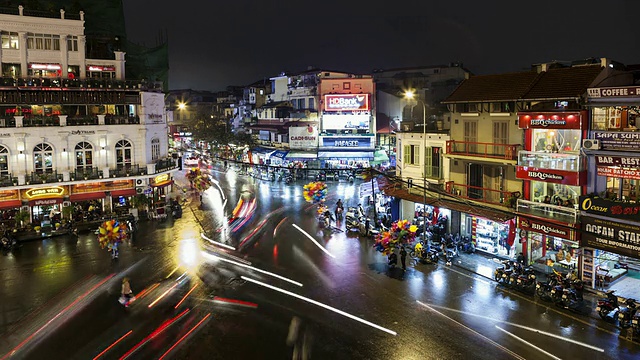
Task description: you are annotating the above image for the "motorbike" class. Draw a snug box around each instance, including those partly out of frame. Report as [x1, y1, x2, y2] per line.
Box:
[618, 298, 638, 329]
[494, 260, 516, 285]
[284, 173, 294, 184]
[596, 290, 620, 321]
[410, 243, 439, 264]
[536, 271, 563, 302]
[1, 233, 16, 253]
[558, 279, 588, 315]
[514, 266, 537, 294]
[171, 203, 183, 219]
[460, 236, 476, 254]
[316, 171, 327, 181]
[335, 206, 344, 220]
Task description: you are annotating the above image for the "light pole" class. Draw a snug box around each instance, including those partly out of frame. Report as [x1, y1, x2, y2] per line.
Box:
[404, 91, 427, 241]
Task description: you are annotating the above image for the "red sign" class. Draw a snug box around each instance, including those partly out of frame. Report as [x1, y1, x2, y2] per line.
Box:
[516, 166, 585, 185]
[30, 198, 63, 206]
[597, 166, 640, 180]
[518, 217, 576, 240]
[517, 111, 585, 129]
[595, 155, 640, 167]
[324, 94, 370, 112]
[87, 65, 116, 72]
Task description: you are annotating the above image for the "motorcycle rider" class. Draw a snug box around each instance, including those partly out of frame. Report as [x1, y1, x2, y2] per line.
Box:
[335, 199, 344, 219]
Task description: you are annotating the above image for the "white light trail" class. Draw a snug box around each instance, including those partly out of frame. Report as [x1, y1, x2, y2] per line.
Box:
[201, 233, 236, 251]
[292, 224, 336, 259]
[202, 252, 302, 287]
[495, 326, 561, 360]
[241, 276, 396, 336]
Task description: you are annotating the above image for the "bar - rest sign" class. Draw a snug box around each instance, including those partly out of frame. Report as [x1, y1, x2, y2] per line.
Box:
[581, 216, 640, 258]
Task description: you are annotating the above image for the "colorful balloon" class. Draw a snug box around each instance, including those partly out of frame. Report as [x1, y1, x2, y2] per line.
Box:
[302, 181, 328, 204]
[97, 219, 128, 249]
[373, 219, 418, 254]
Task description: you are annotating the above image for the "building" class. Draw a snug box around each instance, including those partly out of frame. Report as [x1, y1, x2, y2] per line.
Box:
[0, 7, 175, 224]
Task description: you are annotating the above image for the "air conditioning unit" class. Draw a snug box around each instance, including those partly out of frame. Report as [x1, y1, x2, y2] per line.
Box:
[135, 178, 148, 187]
[582, 139, 601, 150]
[135, 187, 145, 195]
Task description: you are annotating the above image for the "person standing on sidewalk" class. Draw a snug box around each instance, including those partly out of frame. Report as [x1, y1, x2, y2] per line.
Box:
[400, 246, 407, 271]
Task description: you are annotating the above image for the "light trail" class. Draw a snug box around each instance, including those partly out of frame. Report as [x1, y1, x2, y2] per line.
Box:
[166, 266, 180, 279]
[2, 274, 115, 360]
[241, 276, 395, 336]
[148, 282, 180, 308]
[119, 309, 190, 360]
[135, 283, 159, 300]
[415, 301, 604, 352]
[202, 252, 302, 287]
[93, 330, 133, 360]
[203, 246, 252, 265]
[175, 283, 199, 309]
[213, 296, 258, 308]
[292, 224, 336, 258]
[273, 216, 288, 237]
[201, 233, 236, 250]
[158, 313, 212, 360]
[495, 326, 561, 360]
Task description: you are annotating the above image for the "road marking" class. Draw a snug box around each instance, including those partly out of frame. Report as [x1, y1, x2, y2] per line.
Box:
[495, 326, 562, 360]
[202, 252, 303, 287]
[292, 224, 336, 259]
[415, 301, 525, 360]
[441, 264, 492, 285]
[416, 301, 604, 352]
[201, 233, 236, 250]
[242, 276, 396, 336]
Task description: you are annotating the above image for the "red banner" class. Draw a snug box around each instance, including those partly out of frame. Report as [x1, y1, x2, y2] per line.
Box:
[597, 166, 640, 180]
[516, 166, 586, 185]
[518, 216, 577, 241]
[517, 111, 586, 129]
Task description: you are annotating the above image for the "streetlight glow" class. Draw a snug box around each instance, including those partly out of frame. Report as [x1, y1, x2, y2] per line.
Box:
[404, 90, 415, 100]
[177, 102, 186, 110]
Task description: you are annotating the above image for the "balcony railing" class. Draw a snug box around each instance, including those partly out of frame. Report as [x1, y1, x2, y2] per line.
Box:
[516, 199, 578, 224]
[0, 77, 163, 92]
[67, 116, 99, 126]
[446, 140, 520, 160]
[517, 151, 583, 171]
[0, 174, 17, 187]
[22, 115, 60, 127]
[28, 171, 63, 184]
[73, 167, 101, 181]
[445, 181, 517, 207]
[155, 158, 178, 173]
[105, 115, 140, 125]
[111, 165, 145, 178]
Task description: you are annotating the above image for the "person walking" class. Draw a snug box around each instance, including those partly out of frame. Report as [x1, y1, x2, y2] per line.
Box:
[120, 277, 134, 307]
[400, 246, 407, 271]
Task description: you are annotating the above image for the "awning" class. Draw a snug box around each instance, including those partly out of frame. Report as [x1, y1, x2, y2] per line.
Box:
[318, 151, 374, 159]
[250, 147, 272, 154]
[151, 180, 174, 188]
[285, 151, 317, 160]
[110, 189, 137, 197]
[69, 192, 107, 202]
[268, 150, 289, 159]
[372, 150, 390, 163]
[0, 199, 22, 209]
[29, 198, 64, 206]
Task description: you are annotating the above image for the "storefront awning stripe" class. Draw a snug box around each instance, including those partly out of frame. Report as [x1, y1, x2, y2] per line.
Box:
[69, 192, 107, 202]
[0, 199, 22, 209]
[318, 151, 374, 159]
[285, 151, 317, 160]
[268, 150, 289, 159]
[110, 189, 137, 197]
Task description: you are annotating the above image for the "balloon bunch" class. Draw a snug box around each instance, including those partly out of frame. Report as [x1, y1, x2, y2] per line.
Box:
[97, 219, 127, 249]
[186, 167, 201, 182]
[193, 174, 212, 192]
[303, 181, 328, 204]
[373, 219, 418, 255]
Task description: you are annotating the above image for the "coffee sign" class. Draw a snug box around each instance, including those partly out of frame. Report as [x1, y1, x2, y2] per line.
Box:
[579, 195, 640, 221]
[581, 216, 640, 258]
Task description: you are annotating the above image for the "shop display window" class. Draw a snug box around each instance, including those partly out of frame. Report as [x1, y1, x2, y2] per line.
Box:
[529, 233, 579, 270]
[532, 129, 581, 153]
[530, 181, 579, 207]
[605, 177, 639, 202]
[470, 217, 512, 257]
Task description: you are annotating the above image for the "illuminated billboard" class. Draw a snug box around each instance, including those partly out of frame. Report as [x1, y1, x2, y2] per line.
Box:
[322, 114, 370, 130]
[324, 94, 370, 112]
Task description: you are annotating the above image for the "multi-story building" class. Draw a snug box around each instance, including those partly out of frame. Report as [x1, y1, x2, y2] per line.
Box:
[579, 81, 640, 292]
[166, 89, 219, 149]
[0, 7, 175, 223]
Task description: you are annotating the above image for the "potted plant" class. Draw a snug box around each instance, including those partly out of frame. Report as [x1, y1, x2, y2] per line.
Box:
[62, 205, 73, 220]
[14, 210, 30, 230]
[34, 226, 41, 233]
[131, 194, 149, 219]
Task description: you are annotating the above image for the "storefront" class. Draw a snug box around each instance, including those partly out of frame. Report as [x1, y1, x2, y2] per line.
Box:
[0, 190, 21, 210]
[69, 180, 136, 214]
[21, 185, 69, 222]
[518, 216, 579, 270]
[593, 154, 640, 202]
[266, 150, 289, 166]
[318, 135, 374, 168]
[462, 214, 515, 258]
[150, 173, 173, 199]
[87, 65, 116, 79]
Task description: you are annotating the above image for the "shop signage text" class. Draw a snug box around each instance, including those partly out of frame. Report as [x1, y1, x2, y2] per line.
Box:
[29, 63, 61, 70]
[518, 217, 570, 238]
[154, 174, 169, 183]
[0, 133, 10, 137]
[579, 195, 640, 221]
[322, 136, 372, 148]
[289, 126, 319, 149]
[588, 86, 640, 98]
[324, 94, 370, 112]
[32, 198, 61, 206]
[593, 131, 640, 151]
[581, 216, 640, 258]
[87, 65, 115, 72]
[597, 166, 640, 181]
[518, 111, 584, 129]
[595, 156, 640, 167]
[173, 132, 192, 137]
[25, 186, 65, 198]
[516, 166, 584, 185]
[71, 130, 96, 135]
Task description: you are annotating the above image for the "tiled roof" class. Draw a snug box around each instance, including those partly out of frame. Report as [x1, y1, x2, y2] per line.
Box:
[443, 71, 541, 103]
[522, 65, 604, 100]
[443, 64, 606, 103]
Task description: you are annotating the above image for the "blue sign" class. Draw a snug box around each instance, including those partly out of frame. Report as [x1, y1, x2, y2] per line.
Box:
[322, 136, 372, 148]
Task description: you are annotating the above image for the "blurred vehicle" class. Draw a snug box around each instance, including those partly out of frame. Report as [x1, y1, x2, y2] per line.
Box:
[184, 157, 199, 166]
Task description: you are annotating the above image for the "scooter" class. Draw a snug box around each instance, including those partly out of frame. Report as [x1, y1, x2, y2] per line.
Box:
[618, 298, 638, 329]
[596, 290, 620, 321]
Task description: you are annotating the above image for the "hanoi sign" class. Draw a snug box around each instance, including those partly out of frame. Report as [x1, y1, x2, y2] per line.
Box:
[324, 94, 370, 112]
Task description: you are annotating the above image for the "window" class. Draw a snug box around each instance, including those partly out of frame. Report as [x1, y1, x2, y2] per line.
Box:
[464, 121, 478, 153]
[115, 139, 132, 170]
[343, 82, 351, 90]
[26, 33, 60, 50]
[298, 98, 306, 109]
[67, 36, 78, 52]
[592, 107, 621, 130]
[425, 147, 442, 179]
[491, 102, 512, 113]
[1, 31, 19, 49]
[151, 138, 160, 161]
[403, 144, 420, 165]
[0, 146, 8, 177]
[75, 141, 93, 170]
[492, 121, 509, 156]
[308, 98, 315, 110]
[33, 143, 53, 173]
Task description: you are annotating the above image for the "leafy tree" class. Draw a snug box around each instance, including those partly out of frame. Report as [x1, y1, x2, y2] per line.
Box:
[186, 110, 232, 147]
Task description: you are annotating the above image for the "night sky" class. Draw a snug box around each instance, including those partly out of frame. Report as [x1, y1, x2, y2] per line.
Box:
[124, 0, 640, 92]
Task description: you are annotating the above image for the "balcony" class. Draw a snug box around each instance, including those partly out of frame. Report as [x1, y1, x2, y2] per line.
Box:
[0, 76, 162, 92]
[73, 167, 102, 181]
[111, 165, 146, 178]
[28, 171, 63, 184]
[445, 181, 517, 207]
[446, 140, 520, 160]
[0, 174, 17, 187]
[516, 199, 578, 224]
[517, 151, 583, 171]
[67, 116, 99, 126]
[22, 115, 60, 127]
[104, 115, 140, 125]
[154, 158, 178, 173]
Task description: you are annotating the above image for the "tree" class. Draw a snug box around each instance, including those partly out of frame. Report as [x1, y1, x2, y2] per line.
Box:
[185, 110, 232, 147]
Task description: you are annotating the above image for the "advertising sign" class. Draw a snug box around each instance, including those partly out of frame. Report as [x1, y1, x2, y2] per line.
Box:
[518, 217, 574, 240]
[24, 186, 66, 199]
[579, 195, 640, 221]
[516, 166, 585, 186]
[588, 86, 640, 98]
[321, 136, 372, 148]
[581, 216, 640, 258]
[597, 167, 640, 180]
[324, 94, 370, 112]
[517, 111, 585, 129]
[593, 131, 640, 151]
[289, 125, 318, 149]
[595, 155, 640, 167]
[141, 92, 165, 124]
[322, 114, 370, 130]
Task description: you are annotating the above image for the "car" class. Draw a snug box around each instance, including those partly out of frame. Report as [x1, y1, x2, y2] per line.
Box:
[184, 157, 199, 166]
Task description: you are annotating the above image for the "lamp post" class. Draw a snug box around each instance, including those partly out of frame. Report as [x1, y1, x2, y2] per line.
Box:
[404, 90, 428, 241]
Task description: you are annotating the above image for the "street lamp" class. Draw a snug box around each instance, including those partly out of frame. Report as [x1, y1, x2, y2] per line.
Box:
[404, 90, 428, 241]
[177, 102, 186, 111]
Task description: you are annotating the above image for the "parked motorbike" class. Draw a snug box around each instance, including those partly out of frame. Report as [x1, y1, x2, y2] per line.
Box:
[536, 271, 563, 301]
[316, 171, 327, 181]
[284, 174, 294, 184]
[172, 203, 183, 219]
[494, 260, 516, 285]
[460, 236, 476, 254]
[1, 233, 16, 253]
[596, 290, 620, 321]
[618, 298, 638, 329]
[514, 266, 537, 294]
[558, 279, 588, 315]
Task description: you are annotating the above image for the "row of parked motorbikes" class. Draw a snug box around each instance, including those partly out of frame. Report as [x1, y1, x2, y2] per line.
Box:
[596, 290, 640, 334]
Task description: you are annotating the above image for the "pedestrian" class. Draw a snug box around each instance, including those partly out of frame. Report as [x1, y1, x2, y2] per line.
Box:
[400, 246, 407, 271]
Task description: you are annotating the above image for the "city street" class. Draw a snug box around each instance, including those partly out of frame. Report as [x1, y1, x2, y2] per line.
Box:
[0, 164, 639, 360]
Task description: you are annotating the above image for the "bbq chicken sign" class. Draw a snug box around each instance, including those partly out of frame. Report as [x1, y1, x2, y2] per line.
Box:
[324, 94, 370, 112]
